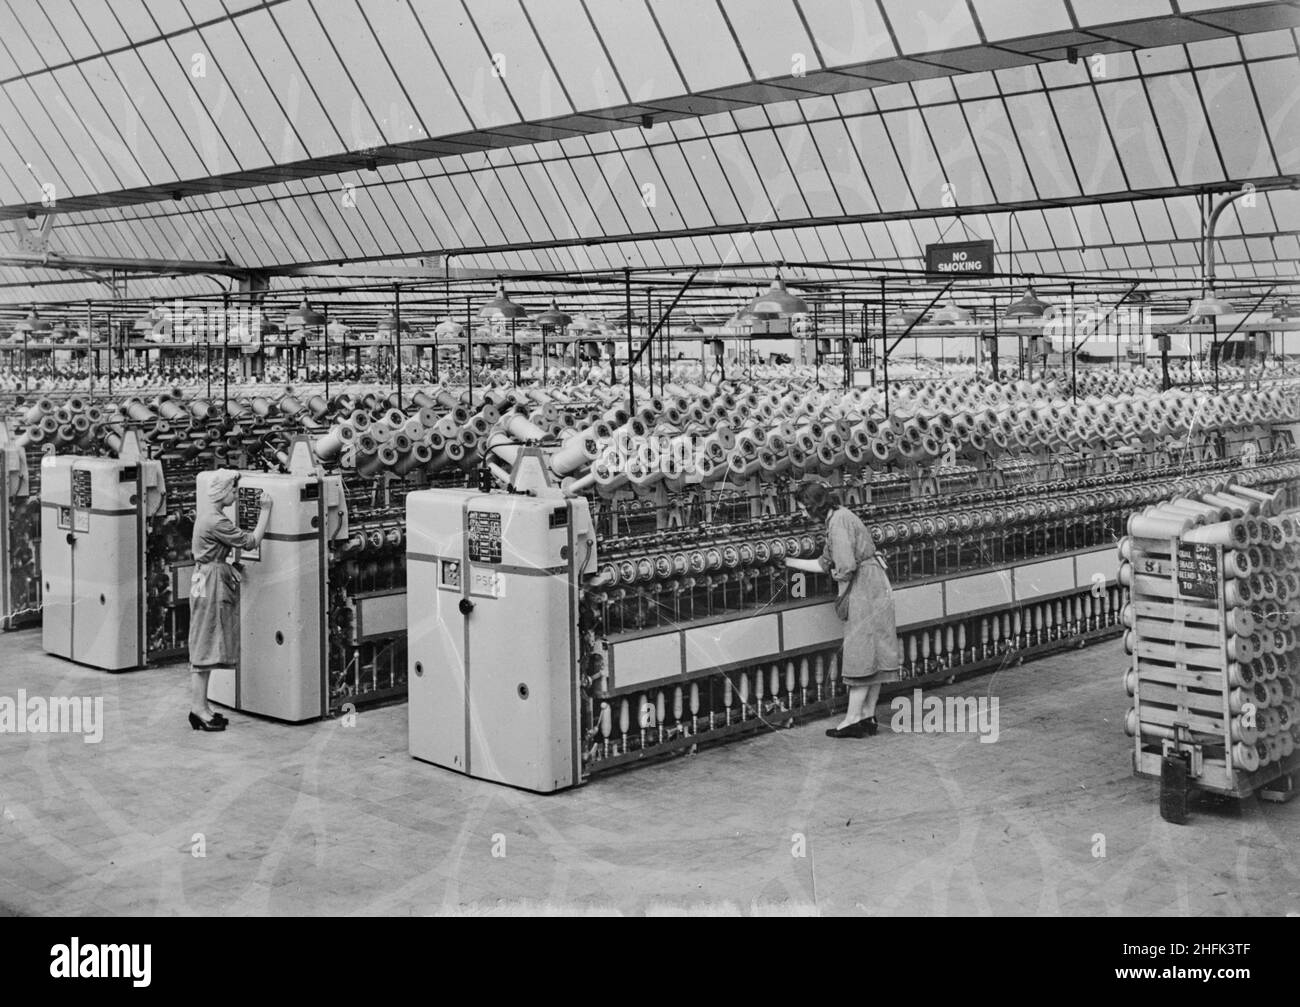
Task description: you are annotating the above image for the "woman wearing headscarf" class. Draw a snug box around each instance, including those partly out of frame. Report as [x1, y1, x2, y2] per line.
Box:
[786, 481, 900, 738]
[187, 470, 272, 731]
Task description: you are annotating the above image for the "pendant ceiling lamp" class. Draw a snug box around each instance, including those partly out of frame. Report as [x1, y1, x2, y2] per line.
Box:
[931, 301, 972, 324]
[327, 320, 351, 338]
[683, 321, 704, 334]
[479, 281, 529, 320]
[285, 297, 325, 329]
[434, 319, 464, 338]
[885, 308, 923, 327]
[570, 314, 604, 334]
[743, 272, 808, 316]
[535, 299, 572, 329]
[377, 312, 412, 334]
[131, 307, 165, 333]
[1004, 287, 1051, 319]
[14, 308, 52, 333]
[1189, 290, 1233, 317]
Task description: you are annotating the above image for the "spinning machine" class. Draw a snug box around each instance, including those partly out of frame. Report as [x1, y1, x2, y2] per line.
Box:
[402, 373, 1300, 792]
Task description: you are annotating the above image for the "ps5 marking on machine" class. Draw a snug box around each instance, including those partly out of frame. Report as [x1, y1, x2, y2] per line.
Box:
[0, 689, 103, 743]
[49, 939, 150, 986]
[889, 689, 999, 743]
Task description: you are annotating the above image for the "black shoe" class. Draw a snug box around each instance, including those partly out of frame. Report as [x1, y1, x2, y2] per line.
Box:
[208, 711, 229, 726]
[825, 720, 869, 739]
[189, 712, 226, 732]
[862, 716, 879, 736]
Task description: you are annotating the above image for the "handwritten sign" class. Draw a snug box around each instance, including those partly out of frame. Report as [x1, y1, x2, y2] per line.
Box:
[1176, 542, 1218, 599]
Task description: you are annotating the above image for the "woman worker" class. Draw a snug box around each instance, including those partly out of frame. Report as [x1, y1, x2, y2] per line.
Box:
[187, 470, 272, 731]
[786, 481, 901, 738]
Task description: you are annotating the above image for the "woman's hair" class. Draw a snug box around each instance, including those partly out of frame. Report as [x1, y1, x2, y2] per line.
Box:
[795, 480, 840, 521]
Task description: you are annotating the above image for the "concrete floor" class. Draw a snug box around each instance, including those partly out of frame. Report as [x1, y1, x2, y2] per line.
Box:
[1, 628, 1296, 916]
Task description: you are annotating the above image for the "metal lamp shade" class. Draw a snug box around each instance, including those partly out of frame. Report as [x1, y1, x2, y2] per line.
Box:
[1189, 291, 1233, 317]
[744, 274, 808, 316]
[931, 301, 972, 324]
[285, 298, 325, 329]
[377, 313, 412, 335]
[886, 309, 923, 327]
[479, 283, 529, 320]
[1004, 288, 1051, 319]
[536, 299, 572, 329]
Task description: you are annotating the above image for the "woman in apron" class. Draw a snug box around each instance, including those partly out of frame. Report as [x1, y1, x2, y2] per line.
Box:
[786, 481, 901, 738]
[188, 470, 272, 731]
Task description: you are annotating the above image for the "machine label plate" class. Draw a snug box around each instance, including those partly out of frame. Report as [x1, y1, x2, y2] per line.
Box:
[468, 567, 505, 599]
[467, 510, 502, 564]
[71, 469, 91, 509]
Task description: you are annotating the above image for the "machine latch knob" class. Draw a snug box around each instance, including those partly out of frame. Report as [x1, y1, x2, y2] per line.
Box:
[458, 598, 475, 616]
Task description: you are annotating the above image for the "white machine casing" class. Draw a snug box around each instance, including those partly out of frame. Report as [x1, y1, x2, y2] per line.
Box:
[407, 487, 595, 793]
[40, 441, 164, 670]
[200, 460, 347, 722]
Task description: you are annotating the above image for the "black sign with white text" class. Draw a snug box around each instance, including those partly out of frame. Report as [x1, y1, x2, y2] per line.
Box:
[926, 240, 995, 277]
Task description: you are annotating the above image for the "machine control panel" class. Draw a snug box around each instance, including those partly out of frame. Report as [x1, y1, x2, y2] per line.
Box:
[236, 486, 262, 560]
[71, 469, 91, 510]
[467, 510, 502, 563]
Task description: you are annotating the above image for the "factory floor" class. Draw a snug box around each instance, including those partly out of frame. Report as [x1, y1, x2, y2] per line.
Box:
[1, 629, 1296, 917]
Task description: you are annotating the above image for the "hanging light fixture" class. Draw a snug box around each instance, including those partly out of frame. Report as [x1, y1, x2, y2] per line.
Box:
[683, 321, 704, 335]
[931, 301, 972, 324]
[131, 306, 165, 334]
[478, 281, 529, 320]
[743, 271, 808, 316]
[14, 308, 53, 333]
[49, 321, 76, 343]
[434, 318, 464, 338]
[376, 312, 412, 335]
[326, 320, 351, 338]
[885, 308, 923, 328]
[1004, 287, 1051, 319]
[1269, 299, 1299, 320]
[1189, 290, 1233, 317]
[285, 297, 325, 329]
[567, 314, 605, 334]
[535, 298, 572, 329]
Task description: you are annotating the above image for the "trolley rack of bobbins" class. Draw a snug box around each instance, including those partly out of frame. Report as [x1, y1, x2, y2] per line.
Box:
[1122, 495, 1300, 814]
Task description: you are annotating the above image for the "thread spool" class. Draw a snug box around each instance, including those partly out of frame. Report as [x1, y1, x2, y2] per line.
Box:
[1182, 519, 1248, 547]
[1127, 512, 1194, 540]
